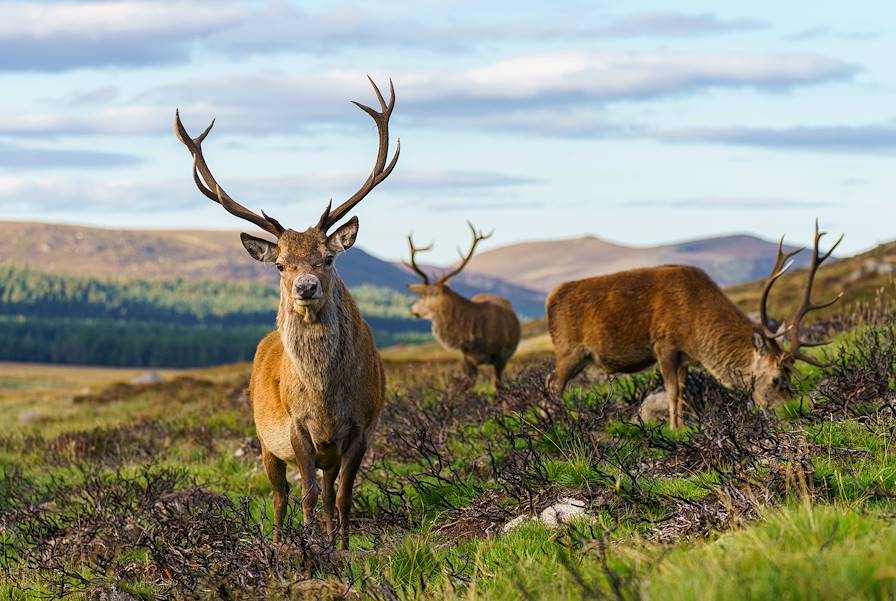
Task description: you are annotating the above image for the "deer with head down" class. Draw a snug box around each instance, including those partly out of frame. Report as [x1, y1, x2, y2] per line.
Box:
[546, 221, 843, 429]
[405, 222, 521, 387]
[174, 77, 399, 547]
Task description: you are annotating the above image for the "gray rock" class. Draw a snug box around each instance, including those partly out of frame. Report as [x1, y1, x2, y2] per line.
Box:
[540, 497, 588, 529]
[501, 514, 533, 533]
[639, 390, 668, 423]
[503, 497, 590, 533]
[18, 409, 41, 424]
[130, 371, 162, 385]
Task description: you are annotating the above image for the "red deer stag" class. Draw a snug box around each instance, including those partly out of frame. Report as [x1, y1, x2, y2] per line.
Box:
[546, 222, 842, 429]
[405, 222, 521, 387]
[174, 77, 399, 547]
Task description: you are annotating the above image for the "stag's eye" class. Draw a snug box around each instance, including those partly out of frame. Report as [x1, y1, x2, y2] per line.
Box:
[275, 264, 284, 272]
[324, 256, 334, 266]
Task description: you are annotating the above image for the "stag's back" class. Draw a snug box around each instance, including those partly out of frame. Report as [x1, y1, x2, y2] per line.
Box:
[471, 294, 521, 357]
[546, 265, 749, 371]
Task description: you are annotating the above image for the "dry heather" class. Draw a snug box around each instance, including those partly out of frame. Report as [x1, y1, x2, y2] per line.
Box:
[1, 297, 896, 599]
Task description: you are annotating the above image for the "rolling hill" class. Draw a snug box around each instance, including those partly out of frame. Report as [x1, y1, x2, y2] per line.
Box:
[726, 239, 896, 321]
[0, 221, 546, 316]
[463, 234, 813, 293]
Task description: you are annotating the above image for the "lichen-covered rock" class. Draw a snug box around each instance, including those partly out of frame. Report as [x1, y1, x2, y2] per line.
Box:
[639, 390, 668, 423]
[130, 371, 162, 385]
[540, 497, 587, 529]
[501, 514, 533, 533]
[504, 497, 590, 533]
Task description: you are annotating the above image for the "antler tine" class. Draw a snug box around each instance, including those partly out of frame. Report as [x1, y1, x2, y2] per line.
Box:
[175, 110, 284, 238]
[404, 233, 433, 284]
[318, 77, 400, 233]
[437, 221, 493, 284]
[787, 220, 844, 364]
[758, 235, 803, 339]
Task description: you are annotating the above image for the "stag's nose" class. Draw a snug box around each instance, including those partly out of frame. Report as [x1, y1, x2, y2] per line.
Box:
[294, 277, 320, 300]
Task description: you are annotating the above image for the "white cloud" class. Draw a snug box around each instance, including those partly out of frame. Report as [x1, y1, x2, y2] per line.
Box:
[0, 142, 140, 168]
[0, 167, 538, 214]
[0, 1, 243, 70]
[0, 51, 853, 139]
[0, 2, 778, 71]
[657, 122, 896, 154]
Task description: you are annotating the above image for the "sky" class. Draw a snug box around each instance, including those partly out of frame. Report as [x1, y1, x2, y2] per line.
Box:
[1, 0, 893, 263]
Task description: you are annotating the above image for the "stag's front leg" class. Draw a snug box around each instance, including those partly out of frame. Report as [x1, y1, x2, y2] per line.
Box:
[461, 355, 478, 387]
[550, 347, 589, 398]
[290, 424, 320, 528]
[321, 466, 338, 540]
[336, 436, 368, 550]
[493, 358, 507, 389]
[656, 346, 683, 429]
[676, 365, 688, 426]
[261, 442, 289, 543]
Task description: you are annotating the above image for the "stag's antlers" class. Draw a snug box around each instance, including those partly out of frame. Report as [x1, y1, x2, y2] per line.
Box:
[316, 77, 401, 233]
[758, 220, 843, 366]
[174, 111, 285, 238]
[437, 221, 493, 284]
[175, 76, 399, 237]
[759, 236, 804, 339]
[786, 221, 844, 366]
[405, 234, 434, 284]
[404, 222, 494, 285]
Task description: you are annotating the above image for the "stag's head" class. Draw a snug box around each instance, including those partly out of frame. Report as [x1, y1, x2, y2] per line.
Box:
[175, 77, 399, 323]
[404, 222, 493, 319]
[750, 221, 843, 407]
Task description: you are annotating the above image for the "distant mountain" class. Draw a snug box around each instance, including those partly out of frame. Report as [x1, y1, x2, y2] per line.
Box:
[0, 222, 546, 316]
[726, 239, 896, 321]
[462, 234, 814, 293]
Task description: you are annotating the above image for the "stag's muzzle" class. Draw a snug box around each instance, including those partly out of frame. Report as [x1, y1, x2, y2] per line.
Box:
[294, 275, 322, 304]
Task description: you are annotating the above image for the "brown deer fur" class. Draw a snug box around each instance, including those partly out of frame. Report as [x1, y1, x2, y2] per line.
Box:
[174, 77, 398, 547]
[546, 223, 842, 429]
[409, 284, 521, 385]
[248, 227, 385, 547]
[406, 223, 520, 386]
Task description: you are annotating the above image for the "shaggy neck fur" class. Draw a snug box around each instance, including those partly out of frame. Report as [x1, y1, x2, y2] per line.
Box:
[277, 279, 351, 395]
[693, 310, 766, 391]
[429, 287, 476, 351]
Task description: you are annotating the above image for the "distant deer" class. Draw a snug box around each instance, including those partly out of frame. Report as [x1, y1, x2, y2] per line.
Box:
[175, 77, 399, 547]
[405, 222, 521, 387]
[547, 222, 842, 429]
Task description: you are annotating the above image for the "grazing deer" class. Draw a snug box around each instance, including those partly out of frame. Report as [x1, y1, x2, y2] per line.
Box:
[546, 222, 842, 429]
[174, 77, 399, 547]
[405, 222, 521, 387]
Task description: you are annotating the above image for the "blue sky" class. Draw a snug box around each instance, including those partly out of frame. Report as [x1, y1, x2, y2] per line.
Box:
[1, 0, 893, 263]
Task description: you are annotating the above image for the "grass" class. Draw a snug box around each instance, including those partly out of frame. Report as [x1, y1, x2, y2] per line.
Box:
[649, 503, 896, 601]
[2, 304, 896, 599]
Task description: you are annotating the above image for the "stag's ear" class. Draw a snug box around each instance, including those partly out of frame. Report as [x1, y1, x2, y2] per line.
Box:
[752, 331, 771, 355]
[326, 217, 359, 254]
[407, 284, 427, 295]
[241, 233, 279, 263]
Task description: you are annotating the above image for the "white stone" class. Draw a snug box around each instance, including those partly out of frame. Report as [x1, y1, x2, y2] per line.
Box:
[539, 497, 587, 529]
[18, 410, 40, 423]
[639, 390, 668, 423]
[501, 514, 533, 533]
[130, 371, 162, 385]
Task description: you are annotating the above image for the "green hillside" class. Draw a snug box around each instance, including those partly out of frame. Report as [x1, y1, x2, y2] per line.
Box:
[0, 263, 430, 367]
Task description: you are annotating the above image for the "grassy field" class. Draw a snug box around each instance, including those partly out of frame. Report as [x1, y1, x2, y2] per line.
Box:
[2, 296, 896, 599]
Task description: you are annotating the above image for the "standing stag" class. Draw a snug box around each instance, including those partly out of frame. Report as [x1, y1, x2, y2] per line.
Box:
[546, 222, 843, 429]
[175, 77, 399, 547]
[405, 222, 521, 387]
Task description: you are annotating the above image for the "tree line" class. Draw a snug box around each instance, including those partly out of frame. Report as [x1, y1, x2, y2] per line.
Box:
[0, 264, 430, 367]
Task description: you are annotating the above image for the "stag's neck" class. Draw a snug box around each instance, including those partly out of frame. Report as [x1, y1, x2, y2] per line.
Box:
[277, 280, 355, 393]
[430, 288, 476, 351]
[692, 314, 760, 390]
